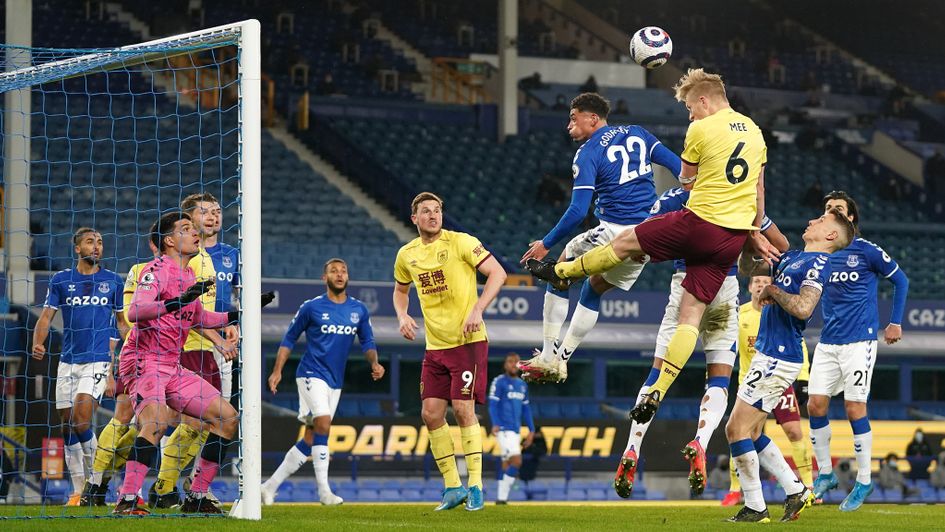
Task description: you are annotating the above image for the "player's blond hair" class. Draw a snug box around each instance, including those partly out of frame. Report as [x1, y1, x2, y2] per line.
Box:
[673, 68, 727, 103]
[411, 191, 443, 214]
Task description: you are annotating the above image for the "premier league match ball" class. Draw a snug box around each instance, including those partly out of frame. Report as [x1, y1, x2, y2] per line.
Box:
[629, 26, 673, 69]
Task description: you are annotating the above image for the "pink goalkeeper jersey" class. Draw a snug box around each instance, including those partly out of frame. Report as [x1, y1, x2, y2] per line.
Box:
[124, 255, 229, 365]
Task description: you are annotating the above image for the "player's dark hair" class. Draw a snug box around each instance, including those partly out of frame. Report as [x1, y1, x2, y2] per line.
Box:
[181, 192, 220, 214]
[72, 227, 99, 247]
[827, 207, 856, 251]
[323, 258, 347, 273]
[411, 191, 443, 215]
[151, 211, 192, 252]
[823, 190, 859, 233]
[571, 92, 610, 119]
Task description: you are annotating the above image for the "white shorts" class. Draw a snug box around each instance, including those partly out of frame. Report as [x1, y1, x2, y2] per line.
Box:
[654, 273, 738, 366]
[297, 377, 341, 424]
[496, 430, 522, 459]
[808, 341, 877, 403]
[213, 351, 234, 401]
[55, 361, 110, 410]
[563, 220, 646, 291]
[736, 353, 803, 413]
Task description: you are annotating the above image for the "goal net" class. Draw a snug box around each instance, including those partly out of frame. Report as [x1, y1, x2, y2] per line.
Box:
[1, 20, 261, 519]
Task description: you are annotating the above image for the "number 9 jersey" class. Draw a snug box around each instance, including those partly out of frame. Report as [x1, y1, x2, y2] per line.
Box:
[681, 108, 766, 231]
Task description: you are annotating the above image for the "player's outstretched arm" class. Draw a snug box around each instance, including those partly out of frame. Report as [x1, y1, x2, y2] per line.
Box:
[523, 188, 594, 263]
[885, 268, 909, 344]
[762, 285, 822, 320]
[393, 282, 418, 340]
[464, 255, 507, 334]
[268, 346, 292, 393]
[31, 307, 58, 360]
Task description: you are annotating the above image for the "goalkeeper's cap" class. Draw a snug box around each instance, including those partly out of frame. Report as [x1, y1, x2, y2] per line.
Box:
[151, 211, 192, 252]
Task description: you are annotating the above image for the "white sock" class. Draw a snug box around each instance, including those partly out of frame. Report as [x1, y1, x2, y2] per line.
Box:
[89, 469, 105, 486]
[541, 291, 569, 361]
[312, 445, 331, 494]
[557, 303, 599, 362]
[80, 432, 97, 475]
[757, 437, 804, 496]
[810, 421, 833, 475]
[623, 384, 653, 454]
[853, 431, 873, 485]
[64, 442, 86, 494]
[265, 445, 308, 491]
[694, 386, 728, 446]
[497, 473, 516, 501]
[732, 450, 765, 512]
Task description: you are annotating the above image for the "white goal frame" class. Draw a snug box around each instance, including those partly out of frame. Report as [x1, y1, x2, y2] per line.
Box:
[0, 19, 262, 520]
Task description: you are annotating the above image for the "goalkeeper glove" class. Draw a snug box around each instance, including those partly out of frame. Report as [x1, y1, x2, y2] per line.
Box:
[164, 279, 214, 313]
[261, 291, 276, 308]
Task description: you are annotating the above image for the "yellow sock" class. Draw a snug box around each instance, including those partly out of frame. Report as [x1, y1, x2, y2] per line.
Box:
[93, 417, 127, 474]
[791, 438, 813, 487]
[460, 424, 483, 490]
[556, 243, 622, 279]
[729, 455, 741, 492]
[113, 424, 138, 470]
[155, 424, 201, 494]
[429, 424, 461, 489]
[180, 430, 209, 472]
[651, 324, 699, 396]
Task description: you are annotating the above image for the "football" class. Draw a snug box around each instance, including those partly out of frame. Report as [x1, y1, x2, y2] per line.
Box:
[629, 26, 673, 69]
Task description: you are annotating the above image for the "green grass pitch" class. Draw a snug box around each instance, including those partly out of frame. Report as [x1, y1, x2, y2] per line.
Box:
[1, 502, 941, 531]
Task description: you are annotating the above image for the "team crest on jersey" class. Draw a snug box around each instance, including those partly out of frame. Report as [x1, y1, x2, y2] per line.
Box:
[350, 312, 359, 323]
[791, 261, 803, 270]
[222, 256, 233, 268]
[846, 254, 859, 268]
[437, 250, 448, 264]
[98, 282, 111, 294]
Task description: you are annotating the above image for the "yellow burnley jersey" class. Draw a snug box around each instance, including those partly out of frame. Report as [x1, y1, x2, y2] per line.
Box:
[737, 302, 809, 385]
[681, 108, 767, 230]
[183, 248, 218, 352]
[122, 262, 150, 338]
[394, 229, 491, 350]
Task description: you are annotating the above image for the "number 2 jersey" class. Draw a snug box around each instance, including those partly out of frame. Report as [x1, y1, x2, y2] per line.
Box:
[755, 250, 831, 364]
[820, 237, 906, 344]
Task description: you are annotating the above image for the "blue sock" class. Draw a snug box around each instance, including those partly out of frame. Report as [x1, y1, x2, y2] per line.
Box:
[730, 438, 755, 457]
[313, 433, 329, 446]
[77, 429, 94, 443]
[809, 415, 829, 430]
[294, 439, 312, 456]
[753, 433, 772, 452]
[505, 465, 519, 477]
[706, 375, 730, 389]
[546, 283, 568, 299]
[644, 367, 660, 387]
[63, 432, 81, 446]
[578, 280, 602, 312]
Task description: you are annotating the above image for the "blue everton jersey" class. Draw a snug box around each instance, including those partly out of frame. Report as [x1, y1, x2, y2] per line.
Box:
[280, 294, 376, 389]
[573, 125, 681, 226]
[821, 238, 900, 344]
[205, 242, 239, 312]
[755, 250, 831, 363]
[488, 374, 534, 432]
[43, 268, 123, 364]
